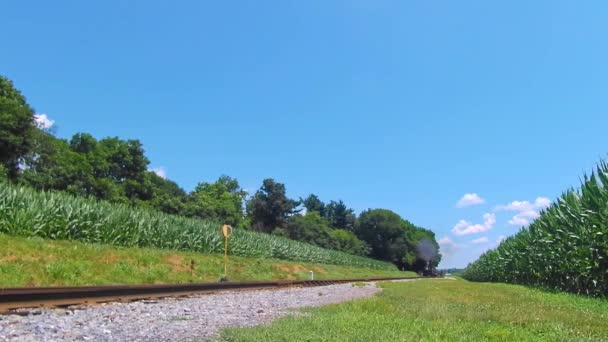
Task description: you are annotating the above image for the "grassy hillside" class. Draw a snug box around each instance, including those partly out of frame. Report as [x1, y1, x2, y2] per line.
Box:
[0, 234, 412, 287]
[221, 279, 608, 341]
[463, 161, 608, 296]
[0, 183, 395, 270]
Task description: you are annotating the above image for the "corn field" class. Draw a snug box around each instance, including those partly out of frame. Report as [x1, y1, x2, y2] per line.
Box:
[0, 183, 396, 270]
[463, 161, 608, 296]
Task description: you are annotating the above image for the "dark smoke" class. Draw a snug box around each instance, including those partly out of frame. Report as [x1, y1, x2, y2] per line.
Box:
[417, 239, 438, 262]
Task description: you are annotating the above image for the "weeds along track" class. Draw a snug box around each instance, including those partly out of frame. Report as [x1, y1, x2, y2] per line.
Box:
[0, 277, 425, 314]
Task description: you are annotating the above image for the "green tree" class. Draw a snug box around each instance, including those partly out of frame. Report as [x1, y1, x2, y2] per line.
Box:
[142, 172, 188, 215]
[329, 229, 369, 256]
[69, 133, 98, 154]
[22, 132, 155, 205]
[246, 178, 299, 233]
[356, 209, 406, 263]
[89, 137, 150, 203]
[402, 224, 441, 272]
[0, 164, 8, 182]
[97, 137, 149, 183]
[0, 76, 36, 180]
[21, 131, 92, 195]
[283, 212, 333, 247]
[187, 175, 247, 226]
[355, 209, 441, 270]
[283, 212, 368, 256]
[326, 200, 356, 230]
[301, 194, 326, 216]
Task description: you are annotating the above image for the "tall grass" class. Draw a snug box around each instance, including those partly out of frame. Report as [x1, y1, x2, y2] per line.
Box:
[463, 161, 608, 296]
[0, 183, 396, 270]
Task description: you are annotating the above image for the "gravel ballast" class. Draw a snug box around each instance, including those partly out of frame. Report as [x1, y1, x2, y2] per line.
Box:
[0, 280, 418, 341]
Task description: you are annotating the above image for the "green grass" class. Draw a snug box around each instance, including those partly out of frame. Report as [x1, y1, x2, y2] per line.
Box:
[221, 279, 608, 341]
[0, 234, 413, 287]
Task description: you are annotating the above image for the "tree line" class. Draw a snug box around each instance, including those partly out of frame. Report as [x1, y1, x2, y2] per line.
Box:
[0, 76, 440, 272]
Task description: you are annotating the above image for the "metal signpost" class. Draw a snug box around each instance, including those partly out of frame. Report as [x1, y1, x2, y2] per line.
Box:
[221, 224, 233, 281]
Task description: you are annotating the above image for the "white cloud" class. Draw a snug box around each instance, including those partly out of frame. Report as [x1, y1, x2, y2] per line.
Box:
[452, 223, 486, 235]
[495, 197, 550, 212]
[495, 200, 530, 212]
[484, 212, 496, 227]
[518, 210, 541, 219]
[150, 167, 167, 179]
[34, 114, 54, 129]
[456, 193, 485, 208]
[495, 197, 551, 227]
[438, 237, 453, 244]
[508, 215, 530, 226]
[508, 210, 540, 226]
[451, 213, 496, 236]
[438, 236, 459, 258]
[534, 197, 551, 208]
[471, 236, 489, 244]
[452, 220, 470, 231]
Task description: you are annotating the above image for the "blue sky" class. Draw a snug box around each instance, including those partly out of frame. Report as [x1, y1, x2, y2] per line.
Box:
[3, 1, 608, 268]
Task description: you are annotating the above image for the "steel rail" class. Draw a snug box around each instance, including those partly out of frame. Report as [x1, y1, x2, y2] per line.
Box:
[0, 276, 425, 314]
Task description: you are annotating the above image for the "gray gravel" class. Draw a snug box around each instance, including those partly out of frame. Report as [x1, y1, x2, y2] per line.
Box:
[0, 280, 412, 342]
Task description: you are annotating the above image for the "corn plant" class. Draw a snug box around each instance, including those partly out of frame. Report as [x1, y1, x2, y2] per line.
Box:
[0, 183, 396, 270]
[463, 160, 608, 296]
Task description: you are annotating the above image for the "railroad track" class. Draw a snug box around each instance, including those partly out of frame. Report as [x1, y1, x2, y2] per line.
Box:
[0, 276, 424, 314]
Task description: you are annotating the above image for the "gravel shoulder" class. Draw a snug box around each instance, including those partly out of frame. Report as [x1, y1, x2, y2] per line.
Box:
[0, 279, 420, 342]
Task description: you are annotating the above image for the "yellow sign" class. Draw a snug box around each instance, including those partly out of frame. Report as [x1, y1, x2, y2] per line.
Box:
[221, 225, 233, 279]
[221, 224, 233, 238]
